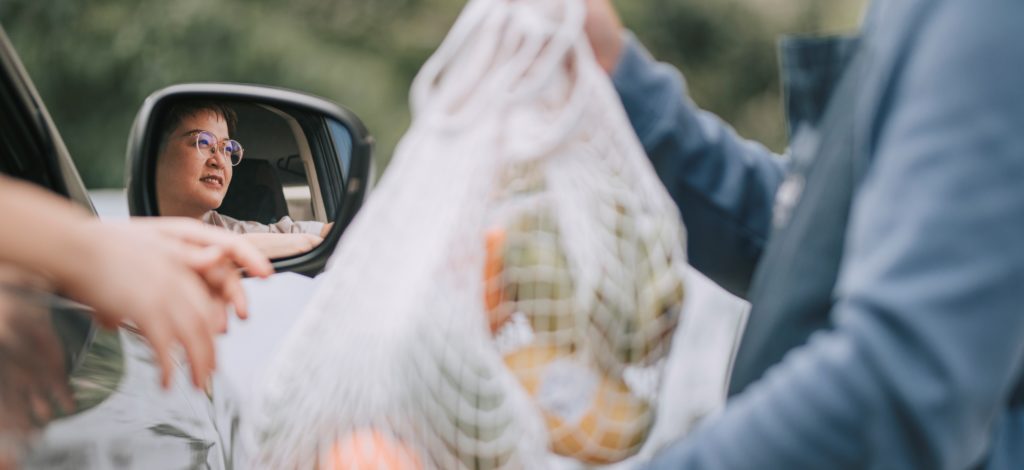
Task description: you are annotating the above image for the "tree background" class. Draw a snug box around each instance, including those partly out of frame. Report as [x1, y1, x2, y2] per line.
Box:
[0, 0, 864, 188]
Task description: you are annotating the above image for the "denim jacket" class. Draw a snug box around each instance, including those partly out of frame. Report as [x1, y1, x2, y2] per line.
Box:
[614, 0, 1024, 468]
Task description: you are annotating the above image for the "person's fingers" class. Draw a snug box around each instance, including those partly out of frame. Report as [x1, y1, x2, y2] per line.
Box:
[209, 298, 229, 335]
[320, 222, 335, 238]
[217, 239, 274, 278]
[174, 313, 209, 389]
[202, 296, 224, 366]
[583, 0, 625, 74]
[185, 252, 248, 323]
[37, 343, 74, 415]
[181, 245, 225, 272]
[229, 279, 247, 320]
[228, 275, 247, 320]
[164, 241, 238, 305]
[217, 268, 248, 321]
[142, 218, 273, 278]
[27, 359, 60, 422]
[301, 234, 324, 252]
[137, 316, 175, 389]
[28, 393, 52, 425]
[138, 249, 222, 389]
[172, 288, 217, 389]
[51, 379, 75, 416]
[188, 252, 232, 294]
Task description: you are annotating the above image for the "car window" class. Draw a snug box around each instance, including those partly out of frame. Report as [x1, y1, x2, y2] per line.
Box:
[328, 118, 353, 180]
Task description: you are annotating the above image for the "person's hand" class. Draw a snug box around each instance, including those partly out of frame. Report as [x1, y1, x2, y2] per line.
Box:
[131, 218, 275, 322]
[0, 288, 74, 467]
[56, 218, 273, 389]
[583, 0, 626, 74]
[319, 222, 335, 239]
[242, 233, 323, 259]
[0, 178, 271, 391]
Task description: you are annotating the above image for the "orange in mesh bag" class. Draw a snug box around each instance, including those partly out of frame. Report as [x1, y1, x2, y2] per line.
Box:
[322, 430, 424, 470]
[485, 164, 685, 464]
[253, 0, 686, 468]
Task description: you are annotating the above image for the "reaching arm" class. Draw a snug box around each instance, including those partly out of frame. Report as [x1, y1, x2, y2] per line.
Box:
[644, 1, 1024, 468]
[585, 1, 787, 297]
[611, 35, 786, 297]
[0, 175, 272, 388]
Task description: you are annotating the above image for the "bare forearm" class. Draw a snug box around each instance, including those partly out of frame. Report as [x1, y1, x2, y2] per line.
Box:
[0, 175, 97, 291]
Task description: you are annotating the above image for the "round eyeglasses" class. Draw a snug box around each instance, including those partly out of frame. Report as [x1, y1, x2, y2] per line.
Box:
[192, 130, 244, 166]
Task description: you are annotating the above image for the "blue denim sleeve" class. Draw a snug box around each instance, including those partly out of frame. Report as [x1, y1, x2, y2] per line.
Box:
[642, 1, 1024, 468]
[612, 34, 787, 298]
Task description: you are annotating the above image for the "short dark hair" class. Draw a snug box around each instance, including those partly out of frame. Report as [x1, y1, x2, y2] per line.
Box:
[158, 100, 238, 153]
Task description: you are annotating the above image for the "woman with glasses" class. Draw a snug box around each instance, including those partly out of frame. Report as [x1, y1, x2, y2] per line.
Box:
[155, 102, 327, 258]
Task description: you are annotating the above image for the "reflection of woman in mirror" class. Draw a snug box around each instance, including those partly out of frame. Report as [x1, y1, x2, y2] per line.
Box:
[156, 102, 330, 258]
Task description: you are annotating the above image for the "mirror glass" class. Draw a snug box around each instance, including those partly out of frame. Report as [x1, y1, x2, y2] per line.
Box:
[152, 99, 352, 259]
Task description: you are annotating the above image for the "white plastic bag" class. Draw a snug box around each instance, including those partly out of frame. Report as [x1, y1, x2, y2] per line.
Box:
[254, 0, 693, 467]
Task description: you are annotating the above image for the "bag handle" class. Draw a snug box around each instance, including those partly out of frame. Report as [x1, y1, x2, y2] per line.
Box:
[410, 0, 599, 164]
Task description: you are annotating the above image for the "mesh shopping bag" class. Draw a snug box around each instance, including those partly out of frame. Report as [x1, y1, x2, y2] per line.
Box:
[253, 0, 688, 467]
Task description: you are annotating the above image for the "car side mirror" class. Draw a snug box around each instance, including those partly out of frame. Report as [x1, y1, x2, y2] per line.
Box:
[126, 84, 373, 275]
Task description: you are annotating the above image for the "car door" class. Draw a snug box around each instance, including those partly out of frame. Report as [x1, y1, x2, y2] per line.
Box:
[0, 25, 247, 469]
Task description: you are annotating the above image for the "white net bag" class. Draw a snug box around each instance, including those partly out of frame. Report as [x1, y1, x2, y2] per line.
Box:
[253, 0, 688, 467]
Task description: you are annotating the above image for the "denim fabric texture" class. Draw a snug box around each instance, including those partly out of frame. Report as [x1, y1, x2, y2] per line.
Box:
[613, 0, 1024, 468]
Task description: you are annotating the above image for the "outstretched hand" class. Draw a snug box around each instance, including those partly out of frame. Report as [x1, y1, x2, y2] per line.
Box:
[0, 177, 273, 392]
[58, 218, 273, 389]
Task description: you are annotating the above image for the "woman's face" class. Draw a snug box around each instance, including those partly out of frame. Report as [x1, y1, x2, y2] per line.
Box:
[156, 111, 234, 218]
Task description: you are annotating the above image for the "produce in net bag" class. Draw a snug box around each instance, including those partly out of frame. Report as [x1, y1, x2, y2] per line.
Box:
[253, 0, 688, 467]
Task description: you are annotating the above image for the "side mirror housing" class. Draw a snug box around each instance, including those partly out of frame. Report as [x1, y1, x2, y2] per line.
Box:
[126, 83, 373, 275]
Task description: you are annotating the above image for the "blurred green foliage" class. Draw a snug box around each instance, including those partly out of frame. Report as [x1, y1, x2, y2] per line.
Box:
[0, 0, 863, 188]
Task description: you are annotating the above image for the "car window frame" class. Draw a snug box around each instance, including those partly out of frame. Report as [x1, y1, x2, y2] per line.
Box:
[0, 25, 96, 214]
